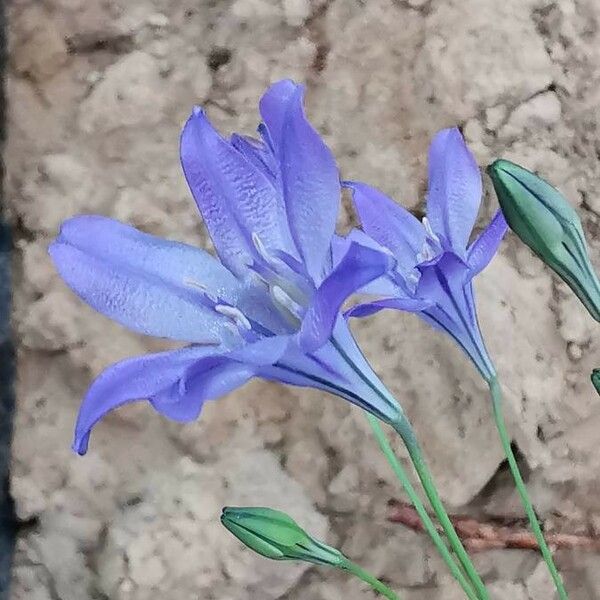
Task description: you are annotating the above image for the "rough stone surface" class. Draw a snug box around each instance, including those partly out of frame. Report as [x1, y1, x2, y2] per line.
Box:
[6, 0, 600, 598]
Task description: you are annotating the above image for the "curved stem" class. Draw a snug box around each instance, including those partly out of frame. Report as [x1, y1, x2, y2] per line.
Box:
[368, 416, 480, 600]
[393, 419, 490, 600]
[489, 377, 568, 600]
[341, 557, 400, 599]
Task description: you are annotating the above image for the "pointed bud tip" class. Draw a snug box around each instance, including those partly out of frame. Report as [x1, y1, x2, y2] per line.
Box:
[486, 158, 517, 174]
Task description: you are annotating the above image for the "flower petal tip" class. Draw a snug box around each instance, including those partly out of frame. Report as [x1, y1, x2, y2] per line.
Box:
[72, 433, 89, 456]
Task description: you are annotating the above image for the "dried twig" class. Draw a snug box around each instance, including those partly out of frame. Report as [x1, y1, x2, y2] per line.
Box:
[388, 499, 600, 552]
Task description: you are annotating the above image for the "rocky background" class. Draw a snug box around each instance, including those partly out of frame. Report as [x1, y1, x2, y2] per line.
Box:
[5, 0, 600, 598]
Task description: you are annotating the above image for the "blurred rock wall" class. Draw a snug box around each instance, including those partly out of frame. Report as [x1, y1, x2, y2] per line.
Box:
[0, 0, 16, 596]
[6, 0, 600, 598]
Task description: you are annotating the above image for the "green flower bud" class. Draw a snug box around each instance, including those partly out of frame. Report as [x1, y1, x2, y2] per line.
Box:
[221, 507, 344, 567]
[591, 369, 600, 396]
[487, 159, 600, 322]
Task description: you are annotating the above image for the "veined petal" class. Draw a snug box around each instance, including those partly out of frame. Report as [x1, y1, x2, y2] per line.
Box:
[267, 320, 403, 426]
[467, 209, 508, 277]
[180, 108, 297, 273]
[331, 231, 410, 297]
[298, 242, 394, 352]
[228, 334, 291, 366]
[416, 253, 495, 380]
[426, 127, 482, 254]
[49, 217, 234, 343]
[230, 134, 277, 183]
[345, 296, 430, 319]
[258, 80, 297, 149]
[260, 80, 340, 284]
[55, 215, 241, 302]
[73, 346, 218, 454]
[152, 357, 255, 422]
[359, 275, 411, 297]
[153, 335, 290, 421]
[346, 181, 425, 272]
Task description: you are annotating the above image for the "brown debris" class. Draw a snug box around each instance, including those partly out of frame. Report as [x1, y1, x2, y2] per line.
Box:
[388, 500, 600, 552]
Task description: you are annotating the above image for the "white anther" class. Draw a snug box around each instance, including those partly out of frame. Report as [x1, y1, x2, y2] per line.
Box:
[422, 217, 440, 243]
[406, 271, 420, 285]
[418, 243, 436, 263]
[215, 304, 252, 331]
[249, 270, 270, 289]
[252, 232, 270, 258]
[184, 278, 219, 303]
[252, 232, 286, 269]
[271, 285, 303, 322]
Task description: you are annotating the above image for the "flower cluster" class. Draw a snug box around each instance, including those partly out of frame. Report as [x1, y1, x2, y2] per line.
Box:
[51, 80, 589, 600]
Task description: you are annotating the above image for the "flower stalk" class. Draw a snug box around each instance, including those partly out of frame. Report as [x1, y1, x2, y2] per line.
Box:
[367, 415, 480, 600]
[488, 377, 568, 600]
[341, 558, 400, 600]
[390, 419, 490, 600]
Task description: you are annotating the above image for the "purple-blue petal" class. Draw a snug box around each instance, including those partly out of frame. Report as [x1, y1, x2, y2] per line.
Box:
[230, 133, 277, 183]
[269, 320, 402, 425]
[298, 242, 394, 352]
[345, 296, 430, 319]
[180, 108, 297, 273]
[415, 253, 495, 380]
[467, 209, 508, 277]
[228, 334, 290, 366]
[346, 181, 425, 272]
[260, 80, 341, 284]
[332, 231, 410, 297]
[153, 335, 291, 421]
[152, 357, 256, 421]
[49, 217, 234, 343]
[426, 127, 482, 254]
[258, 80, 298, 149]
[73, 346, 217, 454]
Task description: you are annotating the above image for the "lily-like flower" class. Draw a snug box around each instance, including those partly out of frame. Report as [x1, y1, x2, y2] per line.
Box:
[50, 80, 402, 455]
[345, 128, 507, 382]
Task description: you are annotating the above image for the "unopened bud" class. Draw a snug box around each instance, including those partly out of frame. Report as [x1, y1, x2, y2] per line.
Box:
[488, 159, 600, 322]
[221, 507, 344, 567]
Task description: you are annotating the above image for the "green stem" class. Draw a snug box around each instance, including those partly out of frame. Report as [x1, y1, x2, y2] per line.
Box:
[368, 415, 480, 600]
[342, 557, 400, 599]
[393, 419, 490, 600]
[489, 377, 568, 600]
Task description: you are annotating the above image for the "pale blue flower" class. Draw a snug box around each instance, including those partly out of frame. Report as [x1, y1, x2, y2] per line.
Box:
[50, 80, 402, 454]
[345, 128, 507, 381]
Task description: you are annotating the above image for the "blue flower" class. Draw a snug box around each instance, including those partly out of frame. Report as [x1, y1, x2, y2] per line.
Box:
[345, 128, 507, 382]
[50, 80, 402, 454]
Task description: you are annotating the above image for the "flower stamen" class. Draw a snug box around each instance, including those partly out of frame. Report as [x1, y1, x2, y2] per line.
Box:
[183, 278, 219, 304]
[271, 285, 303, 327]
[215, 304, 252, 331]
